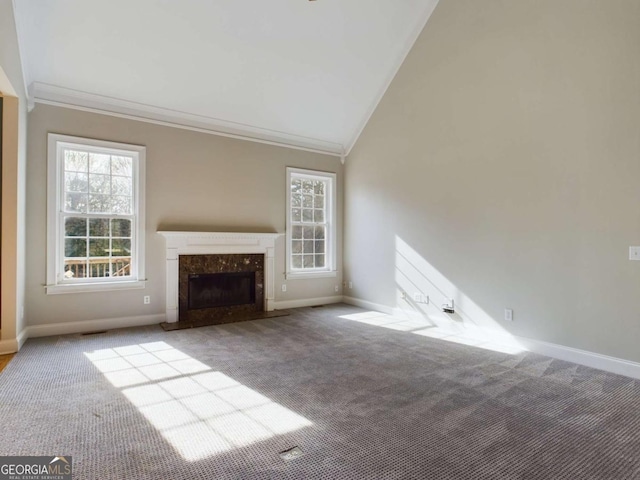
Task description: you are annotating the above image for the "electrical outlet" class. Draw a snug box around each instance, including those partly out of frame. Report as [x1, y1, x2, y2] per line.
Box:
[504, 308, 513, 322]
[144, 296, 151, 305]
[630, 247, 640, 261]
[414, 293, 429, 303]
[334, 285, 339, 292]
[348, 281, 353, 289]
[401, 291, 407, 300]
[281, 284, 287, 292]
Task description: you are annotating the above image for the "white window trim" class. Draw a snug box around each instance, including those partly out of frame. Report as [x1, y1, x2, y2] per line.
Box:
[286, 167, 337, 280]
[46, 134, 146, 294]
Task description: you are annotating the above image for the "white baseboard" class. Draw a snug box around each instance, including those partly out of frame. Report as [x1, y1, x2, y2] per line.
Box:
[272, 295, 343, 310]
[17, 328, 29, 349]
[26, 313, 165, 339]
[0, 327, 28, 354]
[342, 296, 393, 314]
[0, 338, 18, 355]
[342, 296, 640, 380]
[516, 337, 640, 381]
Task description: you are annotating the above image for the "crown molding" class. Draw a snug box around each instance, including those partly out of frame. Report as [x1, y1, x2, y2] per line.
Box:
[344, 0, 440, 157]
[29, 82, 344, 157]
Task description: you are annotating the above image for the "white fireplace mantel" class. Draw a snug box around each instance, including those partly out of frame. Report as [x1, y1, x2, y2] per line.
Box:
[157, 231, 281, 323]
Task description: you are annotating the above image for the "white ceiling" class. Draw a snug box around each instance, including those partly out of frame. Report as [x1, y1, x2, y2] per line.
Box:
[14, 0, 439, 155]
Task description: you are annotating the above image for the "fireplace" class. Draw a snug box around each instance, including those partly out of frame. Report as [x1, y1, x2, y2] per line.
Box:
[179, 253, 264, 324]
[188, 272, 256, 310]
[158, 231, 280, 323]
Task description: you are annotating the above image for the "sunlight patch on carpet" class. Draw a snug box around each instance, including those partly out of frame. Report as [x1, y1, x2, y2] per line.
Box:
[85, 342, 312, 461]
[339, 311, 525, 354]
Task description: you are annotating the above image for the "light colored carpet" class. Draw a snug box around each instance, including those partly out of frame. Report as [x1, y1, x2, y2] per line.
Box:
[1, 303, 640, 479]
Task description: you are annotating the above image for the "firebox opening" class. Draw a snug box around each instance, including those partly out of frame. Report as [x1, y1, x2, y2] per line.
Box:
[188, 272, 256, 310]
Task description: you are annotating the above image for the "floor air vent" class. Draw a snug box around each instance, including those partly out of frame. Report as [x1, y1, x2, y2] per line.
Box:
[279, 446, 304, 461]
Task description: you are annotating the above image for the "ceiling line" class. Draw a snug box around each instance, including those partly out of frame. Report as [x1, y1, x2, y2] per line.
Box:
[344, 0, 441, 158]
[31, 82, 344, 158]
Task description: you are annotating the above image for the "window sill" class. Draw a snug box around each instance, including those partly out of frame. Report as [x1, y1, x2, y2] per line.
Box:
[285, 270, 337, 280]
[45, 280, 146, 295]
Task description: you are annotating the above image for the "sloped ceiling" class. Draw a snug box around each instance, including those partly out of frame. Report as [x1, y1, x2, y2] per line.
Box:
[14, 0, 439, 155]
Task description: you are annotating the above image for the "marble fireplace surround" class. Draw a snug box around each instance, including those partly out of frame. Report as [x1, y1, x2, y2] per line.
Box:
[157, 231, 281, 323]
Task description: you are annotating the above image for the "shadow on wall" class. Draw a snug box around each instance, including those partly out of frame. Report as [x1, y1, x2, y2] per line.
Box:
[390, 235, 524, 353]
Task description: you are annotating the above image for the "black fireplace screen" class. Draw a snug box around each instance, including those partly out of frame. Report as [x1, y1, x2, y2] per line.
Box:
[188, 272, 256, 310]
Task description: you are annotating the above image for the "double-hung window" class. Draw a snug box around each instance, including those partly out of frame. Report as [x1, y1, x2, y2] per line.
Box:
[286, 168, 336, 279]
[46, 134, 146, 294]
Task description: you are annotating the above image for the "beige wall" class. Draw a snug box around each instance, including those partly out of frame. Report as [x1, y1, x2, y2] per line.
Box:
[1, 0, 28, 349]
[26, 104, 343, 326]
[345, 0, 640, 361]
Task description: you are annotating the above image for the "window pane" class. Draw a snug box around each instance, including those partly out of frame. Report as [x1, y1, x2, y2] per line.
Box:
[292, 226, 303, 240]
[315, 226, 325, 240]
[111, 156, 132, 177]
[89, 260, 110, 278]
[302, 226, 315, 239]
[65, 217, 87, 237]
[89, 173, 111, 194]
[314, 195, 324, 208]
[303, 240, 314, 254]
[111, 257, 131, 277]
[89, 194, 111, 213]
[292, 255, 302, 268]
[112, 238, 131, 256]
[112, 176, 132, 196]
[64, 260, 87, 279]
[291, 193, 302, 208]
[302, 181, 313, 194]
[315, 255, 325, 268]
[89, 238, 109, 257]
[112, 196, 132, 214]
[65, 172, 88, 193]
[111, 219, 131, 238]
[292, 208, 301, 222]
[303, 255, 314, 268]
[314, 209, 324, 222]
[89, 153, 110, 174]
[65, 238, 86, 258]
[292, 179, 302, 193]
[302, 209, 313, 222]
[89, 218, 110, 237]
[303, 195, 313, 208]
[65, 193, 88, 213]
[64, 150, 88, 172]
[313, 181, 325, 195]
[292, 240, 302, 254]
[315, 240, 325, 254]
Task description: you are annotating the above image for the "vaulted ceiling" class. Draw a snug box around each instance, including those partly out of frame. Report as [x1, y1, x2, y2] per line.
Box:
[14, 0, 439, 155]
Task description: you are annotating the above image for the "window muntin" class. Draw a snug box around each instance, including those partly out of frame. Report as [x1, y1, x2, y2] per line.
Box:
[47, 135, 145, 292]
[286, 168, 336, 278]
